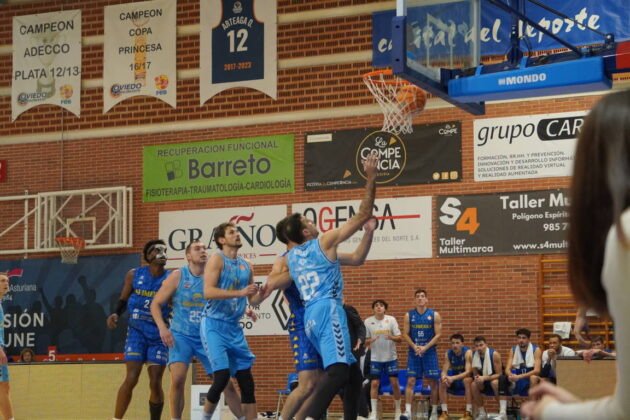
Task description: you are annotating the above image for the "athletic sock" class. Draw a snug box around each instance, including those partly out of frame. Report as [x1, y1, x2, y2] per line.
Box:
[370, 399, 378, 416]
[466, 404, 473, 412]
[394, 399, 401, 411]
[479, 407, 486, 415]
[202, 411, 214, 420]
[149, 401, 164, 420]
[405, 403, 412, 414]
[499, 399, 507, 413]
[441, 404, 447, 412]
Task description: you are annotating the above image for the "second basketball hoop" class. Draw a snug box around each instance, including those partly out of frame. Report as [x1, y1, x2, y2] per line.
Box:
[363, 69, 427, 135]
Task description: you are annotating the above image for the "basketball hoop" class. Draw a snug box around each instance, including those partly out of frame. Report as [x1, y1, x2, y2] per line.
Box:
[363, 69, 427, 135]
[55, 237, 85, 264]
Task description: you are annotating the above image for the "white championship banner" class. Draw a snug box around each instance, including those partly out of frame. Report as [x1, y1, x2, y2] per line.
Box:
[103, 0, 176, 113]
[159, 205, 287, 267]
[474, 111, 586, 181]
[200, 0, 277, 104]
[292, 196, 433, 260]
[242, 276, 289, 336]
[12, 10, 81, 121]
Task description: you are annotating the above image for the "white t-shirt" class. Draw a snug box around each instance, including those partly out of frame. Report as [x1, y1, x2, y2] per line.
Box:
[365, 314, 401, 362]
[542, 345, 576, 374]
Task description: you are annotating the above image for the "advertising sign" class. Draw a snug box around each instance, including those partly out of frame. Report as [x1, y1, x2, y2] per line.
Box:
[103, 0, 177, 112]
[12, 10, 81, 120]
[0, 254, 140, 357]
[474, 111, 585, 181]
[143, 135, 294, 202]
[305, 123, 461, 190]
[293, 196, 433, 260]
[437, 189, 569, 257]
[159, 205, 287, 267]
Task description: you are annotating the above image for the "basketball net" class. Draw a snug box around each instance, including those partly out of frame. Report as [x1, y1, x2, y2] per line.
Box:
[363, 70, 426, 135]
[55, 237, 85, 264]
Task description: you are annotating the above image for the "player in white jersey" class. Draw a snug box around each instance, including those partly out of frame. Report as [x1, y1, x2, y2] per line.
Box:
[151, 241, 245, 420]
[364, 299, 402, 420]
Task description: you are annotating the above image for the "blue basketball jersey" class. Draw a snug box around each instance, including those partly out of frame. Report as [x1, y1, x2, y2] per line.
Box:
[408, 308, 436, 349]
[284, 281, 305, 330]
[128, 266, 170, 331]
[212, 0, 264, 83]
[170, 266, 206, 337]
[202, 251, 250, 323]
[448, 346, 469, 374]
[286, 238, 343, 306]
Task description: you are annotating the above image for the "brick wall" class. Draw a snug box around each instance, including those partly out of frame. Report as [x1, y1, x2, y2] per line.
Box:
[0, 0, 604, 413]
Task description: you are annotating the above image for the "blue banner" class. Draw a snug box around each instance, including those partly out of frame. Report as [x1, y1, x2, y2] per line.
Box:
[0, 254, 140, 358]
[373, 0, 630, 67]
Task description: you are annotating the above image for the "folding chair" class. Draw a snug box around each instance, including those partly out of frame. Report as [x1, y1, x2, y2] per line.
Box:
[276, 373, 298, 416]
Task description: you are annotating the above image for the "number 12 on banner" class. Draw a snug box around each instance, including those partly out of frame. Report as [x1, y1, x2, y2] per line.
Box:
[439, 198, 480, 235]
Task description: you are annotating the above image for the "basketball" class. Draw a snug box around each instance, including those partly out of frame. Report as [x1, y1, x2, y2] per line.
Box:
[396, 85, 426, 115]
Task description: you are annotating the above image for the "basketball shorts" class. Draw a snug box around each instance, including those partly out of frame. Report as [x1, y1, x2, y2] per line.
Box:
[447, 379, 466, 394]
[124, 326, 168, 365]
[407, 349, 439, 379]
[510, 369, 531, 396]
[0, 365, 8, 382]
[169, 330, 213, 375]
[289, 324, 323, 372]
[304, 299, 356, 369]
[370, 360, 399, 379]
[200, 317, 255, 374]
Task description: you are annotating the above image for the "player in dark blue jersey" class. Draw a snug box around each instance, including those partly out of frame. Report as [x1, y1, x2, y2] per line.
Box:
[263, 153, 378, 420]
[151, 240, 247, 420]
[265, 214, 377, 420]
[106, 239, 170, 420]
[402, 289, 442, 420]
[439, 334, 473, 420]
[471, 336, 503, 420]
[0, 273, 14, 420]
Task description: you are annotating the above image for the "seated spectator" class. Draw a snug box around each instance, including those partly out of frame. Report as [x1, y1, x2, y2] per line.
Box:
[19, 348, 35, 363]
[540, 334, 575, 384]
[577, 336, 616, 361]
[438, 333, 473, 420]
[470, 336, 503, 420]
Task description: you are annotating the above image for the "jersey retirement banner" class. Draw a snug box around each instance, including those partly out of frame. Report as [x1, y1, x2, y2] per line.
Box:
[200, 0, 277, 103]
[12, 10, 82, 121]
[103, 0, 176, 113]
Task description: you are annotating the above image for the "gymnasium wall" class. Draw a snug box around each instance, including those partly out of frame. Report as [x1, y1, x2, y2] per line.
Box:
[0, 0, 617, 412]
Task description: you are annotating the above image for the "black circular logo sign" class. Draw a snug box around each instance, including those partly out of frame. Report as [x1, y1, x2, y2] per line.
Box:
[355, 130, 407, 184]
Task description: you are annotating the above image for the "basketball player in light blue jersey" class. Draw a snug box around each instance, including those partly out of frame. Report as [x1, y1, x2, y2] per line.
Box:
[0, 273, 15, 420]
[265, 153, 378, 420]
[151, 240, 245, 420]
[107, 239, 171, 420]
[200, 222, 259, 420]
[263, 214, 377, 420]
[402, 288, 442, 420]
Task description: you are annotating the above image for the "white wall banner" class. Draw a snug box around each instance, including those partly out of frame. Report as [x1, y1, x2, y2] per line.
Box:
[103, 0, 176, 113]
[12, 10, 82, 121]
[200, 0, 277, 104]
[292, 196, 433, 260]
[159, 205, 287, 267]
[241, 276, 289, 336]
[474, 111, 587, 181]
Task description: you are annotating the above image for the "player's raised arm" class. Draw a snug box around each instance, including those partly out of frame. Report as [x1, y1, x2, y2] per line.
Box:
[338, 217, 377, 266]
[320, 154, 378, 254]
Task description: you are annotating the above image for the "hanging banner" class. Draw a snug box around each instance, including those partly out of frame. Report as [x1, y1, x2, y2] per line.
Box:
[474, 111, 585, 181]
[103, 0, 176, 113]
[143, 134, 294, 202]
[305, 122, 461, 190]
[437, 189, 569, 257]
[200, 0, 277, 104]
[292, 196, 433, 260]
[159, 205, 287, 267]
[0, 254, 139, 358]
[12, 10, 81, 121]
[372, 1, 630, 66]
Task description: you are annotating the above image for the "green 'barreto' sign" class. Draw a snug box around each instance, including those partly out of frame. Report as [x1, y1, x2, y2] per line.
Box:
[143, 134, 294, 202]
